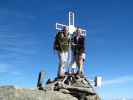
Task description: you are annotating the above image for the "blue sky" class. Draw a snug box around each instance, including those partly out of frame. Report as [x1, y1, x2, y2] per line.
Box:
[0, 0, 133, 99]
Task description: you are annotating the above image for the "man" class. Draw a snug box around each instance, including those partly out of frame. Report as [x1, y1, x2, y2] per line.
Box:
[72, 28, 85, 75]
[54, 26, 69, 78]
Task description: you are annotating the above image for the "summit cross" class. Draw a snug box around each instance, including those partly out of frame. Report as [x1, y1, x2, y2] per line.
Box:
[56, 11, 86, 35]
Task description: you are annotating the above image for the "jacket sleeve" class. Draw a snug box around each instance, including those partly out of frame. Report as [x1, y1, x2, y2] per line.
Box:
[54, 32, 63, 52]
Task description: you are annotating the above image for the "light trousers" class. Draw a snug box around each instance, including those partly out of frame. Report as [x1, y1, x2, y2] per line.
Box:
[58, 51, 69, 77]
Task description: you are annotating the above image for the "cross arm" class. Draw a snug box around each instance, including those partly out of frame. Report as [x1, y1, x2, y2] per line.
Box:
[56, 23, 68, 31]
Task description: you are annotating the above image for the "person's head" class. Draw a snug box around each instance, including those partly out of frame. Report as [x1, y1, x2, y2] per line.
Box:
[63, 26, 68, 35]
[76, 28, 82, 36]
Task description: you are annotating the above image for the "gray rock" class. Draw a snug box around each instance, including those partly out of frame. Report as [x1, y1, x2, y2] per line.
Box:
[0, 86, 15, 100]
[0, 86, 77, 100]
[45, 75, 101, 100]
[59, 89, 70, 94]
[0, 75, 101, 100]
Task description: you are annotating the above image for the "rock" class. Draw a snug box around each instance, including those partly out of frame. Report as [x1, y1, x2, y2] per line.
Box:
[59, 89, 70, 94]
[45, 74, 101, 100]
[0, 85, 77, 100]
[0, 74, 101, 100]
[66, 85, 96, 95]
[0, 86, 15, 100]
[85, 95, 101, 100]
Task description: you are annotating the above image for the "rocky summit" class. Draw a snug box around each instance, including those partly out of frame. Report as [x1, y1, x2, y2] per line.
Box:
[0, 74, 101, 100]
[0, 85, 77, 100]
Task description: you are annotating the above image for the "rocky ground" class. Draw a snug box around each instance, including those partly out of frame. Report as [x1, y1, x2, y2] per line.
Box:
[0, 74, 101, 100]
[0, 85, 77, 100]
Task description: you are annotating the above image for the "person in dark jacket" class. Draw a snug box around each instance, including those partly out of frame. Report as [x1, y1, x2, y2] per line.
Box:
[54, 26, 70, 78]
[72, 28, 85, 75]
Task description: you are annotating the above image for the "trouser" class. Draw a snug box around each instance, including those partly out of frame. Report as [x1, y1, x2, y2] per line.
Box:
[58, 51, 69, 77]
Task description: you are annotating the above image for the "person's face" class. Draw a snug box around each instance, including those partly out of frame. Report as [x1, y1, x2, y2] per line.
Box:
[63, 27, 68, 35]
[76, 29, 81, 36]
